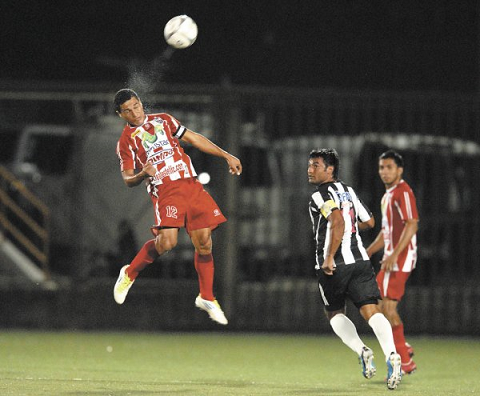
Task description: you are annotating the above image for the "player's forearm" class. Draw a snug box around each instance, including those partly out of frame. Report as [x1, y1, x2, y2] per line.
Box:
[391, 220, 418, 258]
[326, 235, 342, 260]
[326, 236, 342, 258]
[122, 170, 149, 187]
[366, 232, 384, 257]
[183, 130, 230, 159]
[326, 215, 344, 257]
[358, 217, 375, 231]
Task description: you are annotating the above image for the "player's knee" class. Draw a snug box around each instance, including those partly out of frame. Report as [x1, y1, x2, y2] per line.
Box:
[382, 300, 397, 314]
[325, 308, 345, 321]
[381, 307, 398, 323]
[199, 248, 212, 256]
[156, 237, 177, 253]
[193, 236, 212, 254]
[196, 243, 212, 255]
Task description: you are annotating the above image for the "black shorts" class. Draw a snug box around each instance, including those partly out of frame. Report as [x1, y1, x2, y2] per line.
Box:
[316, 260, 381, 312]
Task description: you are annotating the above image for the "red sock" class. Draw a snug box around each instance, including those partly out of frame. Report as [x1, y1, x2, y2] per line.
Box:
[392, 324, 410, 363]
[194, 252, 215, 301]
[126, 239, 158, 280]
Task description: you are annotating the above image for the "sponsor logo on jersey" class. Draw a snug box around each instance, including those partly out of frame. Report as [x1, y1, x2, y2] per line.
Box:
[154, 123, 165, 135]
[140, 130, 158, 149]
[335, 191, 352, 203]
[149, 149, 174, 164]
[131, 128, 142, 138]
[152, 162, 187, 183]
[153, 117, 165, 124]
[146, 140, 171, 157]
[142, 121, 170, 152]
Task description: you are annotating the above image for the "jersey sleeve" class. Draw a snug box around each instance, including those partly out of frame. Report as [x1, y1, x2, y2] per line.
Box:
[348, 187, 372, 223]
[160, 113, 187, 139]
[116, 134, 136, 171]
[312, 190, 339, 219]
[356, 197, 373, 222]
[394, 186, 419, 221]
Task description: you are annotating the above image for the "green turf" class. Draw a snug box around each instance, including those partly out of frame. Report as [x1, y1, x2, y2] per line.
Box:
[0, 331, 478, 395]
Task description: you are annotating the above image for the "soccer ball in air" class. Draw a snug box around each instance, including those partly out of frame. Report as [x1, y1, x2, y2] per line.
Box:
[164, 15, 198, 49]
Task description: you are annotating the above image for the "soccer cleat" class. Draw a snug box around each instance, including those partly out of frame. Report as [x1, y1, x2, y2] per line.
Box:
[386, 352, 402, 390]
[114, 265, 135, 305]
[195, 295, 228, 325]
[401, 358, 417, 375]
[405, 342, 415, 358]
[359, 346, 376, 379]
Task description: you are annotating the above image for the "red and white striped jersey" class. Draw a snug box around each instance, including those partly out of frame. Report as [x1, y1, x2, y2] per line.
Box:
[381, 180, 418, 272]
[116, 113, 197, 196]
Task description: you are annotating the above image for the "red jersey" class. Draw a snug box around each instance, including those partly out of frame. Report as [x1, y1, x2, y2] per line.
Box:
[381, 180, 418, 272]
[116, 113, 197, 196]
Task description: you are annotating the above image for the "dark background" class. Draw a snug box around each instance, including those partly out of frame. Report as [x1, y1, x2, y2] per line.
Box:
[1, 1, 480, 337]
[2, 0, 478, 92]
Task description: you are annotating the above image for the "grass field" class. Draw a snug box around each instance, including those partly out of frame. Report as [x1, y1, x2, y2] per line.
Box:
[0, 331, 478, 395]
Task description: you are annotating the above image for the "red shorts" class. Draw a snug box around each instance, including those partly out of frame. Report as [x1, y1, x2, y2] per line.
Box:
[150, 178, 226, 233]
[376, 270, 411, 301]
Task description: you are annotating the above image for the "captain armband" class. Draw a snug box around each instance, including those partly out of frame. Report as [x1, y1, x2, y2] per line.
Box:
[175, 125, 187, 139]
[320, 199, 339, 219]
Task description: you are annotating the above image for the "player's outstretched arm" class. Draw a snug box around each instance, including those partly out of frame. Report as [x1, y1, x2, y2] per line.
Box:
[181, 129, 242, 176]
[121, 161, 156, 187]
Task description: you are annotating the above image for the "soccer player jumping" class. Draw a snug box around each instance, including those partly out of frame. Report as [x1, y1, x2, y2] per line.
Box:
[113, 89, 242, 325]
[308, 148, 402, 390]
[367, 149, 418, 375]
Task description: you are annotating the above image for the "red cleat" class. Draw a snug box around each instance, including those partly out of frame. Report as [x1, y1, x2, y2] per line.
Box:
[405, 342, 415, 358]
[401, 358, 417, 375]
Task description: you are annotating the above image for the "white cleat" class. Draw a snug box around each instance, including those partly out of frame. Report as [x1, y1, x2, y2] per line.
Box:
[386, 352, 402, 390]
[195, 295, 228, 325]
[359, 346, 376, 379]
[114, 265, 134, 305]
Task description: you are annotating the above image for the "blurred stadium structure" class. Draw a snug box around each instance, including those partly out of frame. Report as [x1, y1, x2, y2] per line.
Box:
[0, 80, 479, 335]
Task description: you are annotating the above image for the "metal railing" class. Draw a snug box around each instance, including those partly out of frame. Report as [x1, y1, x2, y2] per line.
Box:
[0, 82, 479, 287]
[0, 165, 50, 277]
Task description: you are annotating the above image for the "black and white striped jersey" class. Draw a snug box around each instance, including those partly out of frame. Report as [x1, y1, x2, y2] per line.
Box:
[309, 180, 372, 268]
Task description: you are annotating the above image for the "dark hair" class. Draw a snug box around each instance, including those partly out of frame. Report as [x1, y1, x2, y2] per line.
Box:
[114, 89, 140, 112]
[309, 148, 340, 179]
[379, 149, 404, 168]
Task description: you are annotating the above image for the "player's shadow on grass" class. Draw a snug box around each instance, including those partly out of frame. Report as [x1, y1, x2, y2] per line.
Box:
[61, 379, 371, 395]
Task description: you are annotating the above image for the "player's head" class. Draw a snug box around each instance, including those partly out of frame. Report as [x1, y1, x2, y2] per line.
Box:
[308, 148, 340, 184]
[114, 89, 140, 112]
[378, 149, 404, 187]
[379, 149, 404, 168]
[114, 89, 145, 126]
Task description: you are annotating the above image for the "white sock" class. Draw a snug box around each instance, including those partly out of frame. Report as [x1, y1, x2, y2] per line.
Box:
[368, 313, 397, 361]
[330, 313, 365, 356]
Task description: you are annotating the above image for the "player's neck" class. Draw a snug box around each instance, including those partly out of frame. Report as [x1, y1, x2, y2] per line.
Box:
[128, 115, 148, 128]
[385, 178, 402, 190]
[319, 178, 336, 186]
